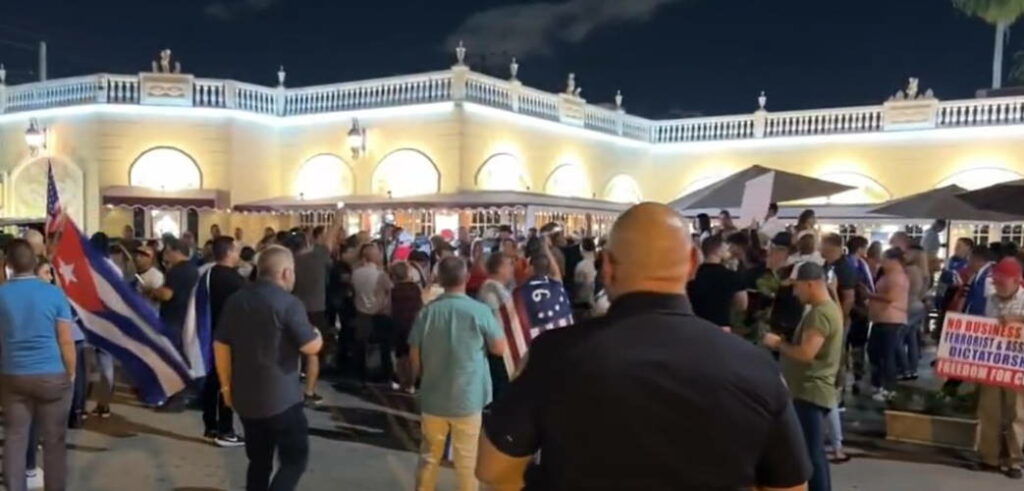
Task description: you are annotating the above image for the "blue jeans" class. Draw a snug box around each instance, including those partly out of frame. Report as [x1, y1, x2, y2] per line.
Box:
[868, 323, 902, 390]
[897, 307, 925, 376]
[794, 399, 832, 491]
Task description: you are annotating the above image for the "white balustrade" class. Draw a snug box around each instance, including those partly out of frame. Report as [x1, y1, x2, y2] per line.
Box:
[583, 105, 618, 135]
[938, 97, 1024, 127]
[465, 74, 512, 109]
[622, 115, 652, 141]
[765, 107, 882, 137]
[12, 69, 1024, 145]
[518, 87, 560, 121]
[652, 115, 755, 143]
[193, 79, 226, 108]
[235, 83, 278, 115]
[5, 76, 100, 111]
[105, 75, 140, 104]
[283, 72, 451, 115]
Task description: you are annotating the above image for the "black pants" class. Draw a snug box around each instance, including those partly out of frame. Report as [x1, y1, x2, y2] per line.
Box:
[868, 322, 902, 391]
[202, 369, 234, 435]
[240, 403, 309, 491]
[352, 314, 394, 383]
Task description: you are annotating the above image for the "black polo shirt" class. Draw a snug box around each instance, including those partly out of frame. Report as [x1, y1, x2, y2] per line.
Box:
[483, 292, 810, 490]
[215, 280, 318, 420]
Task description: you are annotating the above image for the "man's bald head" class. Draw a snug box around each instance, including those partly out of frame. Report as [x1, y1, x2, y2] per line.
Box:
[603, 203, 694, 299]
[257, 245, 296, 291]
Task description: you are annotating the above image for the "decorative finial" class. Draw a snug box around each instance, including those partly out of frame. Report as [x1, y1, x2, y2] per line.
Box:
[152, 49, 181, 74]
[574, 87, 582, 98]
[615, 90, 623, 109]
[758, 90, 767, 110]
[565, 73, 576, 95]
[0, 63, 6, 85]
[509, 57, 519, 80]
[455, 41, 466, 66]
[277, 65, 286, 87]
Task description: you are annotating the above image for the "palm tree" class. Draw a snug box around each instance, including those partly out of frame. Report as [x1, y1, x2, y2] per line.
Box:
[953, 0, 1024, 88]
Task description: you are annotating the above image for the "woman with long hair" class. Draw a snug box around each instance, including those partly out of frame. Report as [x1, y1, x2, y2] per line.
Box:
[899, 245, 930, 380]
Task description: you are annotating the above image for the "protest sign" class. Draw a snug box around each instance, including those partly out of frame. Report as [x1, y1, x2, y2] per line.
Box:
[935, 312, 1024, 390]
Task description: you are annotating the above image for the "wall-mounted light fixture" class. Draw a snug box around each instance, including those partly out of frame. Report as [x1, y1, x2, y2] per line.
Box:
[348, 119, 367, 159]
[25, 118, 46, 156]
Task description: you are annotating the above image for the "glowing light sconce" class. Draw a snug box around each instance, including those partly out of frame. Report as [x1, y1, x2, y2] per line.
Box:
[25, 118, 46, 156]
[347, 119, 367, 159]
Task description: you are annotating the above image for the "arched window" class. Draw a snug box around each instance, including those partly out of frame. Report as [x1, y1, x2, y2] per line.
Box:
[129, 147, 202, 190]
[811, 172, 891, 204]
[603, 175, 643, 203]
[293, 154, 354, 199]
[935, 167, 1023, 191]
[545, 164, 590, 198]
[371, 149, 440, 197]
[476, 154, 530, 191]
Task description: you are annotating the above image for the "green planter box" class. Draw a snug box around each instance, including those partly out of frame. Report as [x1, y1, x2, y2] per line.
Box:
[884, 410, 978, 450]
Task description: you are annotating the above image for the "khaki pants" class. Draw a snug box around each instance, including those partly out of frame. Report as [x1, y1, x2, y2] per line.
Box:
[978, 385, 1024, 467]
[416, 412, 481, 491]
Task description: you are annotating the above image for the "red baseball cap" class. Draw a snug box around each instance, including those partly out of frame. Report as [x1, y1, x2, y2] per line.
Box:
[992, 257, 1023, 281]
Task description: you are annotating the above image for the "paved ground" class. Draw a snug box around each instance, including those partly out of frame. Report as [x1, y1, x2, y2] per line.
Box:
[46, 377, 1018, 491]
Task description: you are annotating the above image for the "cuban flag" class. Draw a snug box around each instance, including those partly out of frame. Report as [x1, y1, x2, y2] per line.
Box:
[45, 161, 63, 235]
[52, 217, 192, 405]
[181, 263, 215, 378]
[505, 278, 577, 371]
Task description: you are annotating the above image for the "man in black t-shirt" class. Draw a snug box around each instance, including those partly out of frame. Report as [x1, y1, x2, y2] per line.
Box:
[477, 203, 810, 490]
[154, 237, 199, 353]
[687, 235, 747, 328]
[202, 236, 246, 446]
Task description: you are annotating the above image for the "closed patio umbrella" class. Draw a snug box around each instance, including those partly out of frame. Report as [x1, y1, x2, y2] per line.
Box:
[868, 185, 1021, 221]
[668, 165, 853, 211]
[957, 179, 1024, 216]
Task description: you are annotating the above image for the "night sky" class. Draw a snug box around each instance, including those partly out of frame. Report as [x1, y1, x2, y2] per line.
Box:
[0, 0, 1005, 118]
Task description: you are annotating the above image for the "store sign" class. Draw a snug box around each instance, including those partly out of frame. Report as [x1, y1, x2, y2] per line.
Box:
[936, 312, 1024, 390]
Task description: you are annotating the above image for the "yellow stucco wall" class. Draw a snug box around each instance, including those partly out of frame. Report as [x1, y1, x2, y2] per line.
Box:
[5, 103, 1024, 235]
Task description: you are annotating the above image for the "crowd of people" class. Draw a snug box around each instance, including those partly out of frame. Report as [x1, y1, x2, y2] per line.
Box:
[1, 199, 1024, 489]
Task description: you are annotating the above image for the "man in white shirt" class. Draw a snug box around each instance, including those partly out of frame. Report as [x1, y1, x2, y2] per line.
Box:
[133, 245, 165, 312]
[351, 243, 391, 384]
[759, 202, 785, 241]
[573, 238, 598, 320]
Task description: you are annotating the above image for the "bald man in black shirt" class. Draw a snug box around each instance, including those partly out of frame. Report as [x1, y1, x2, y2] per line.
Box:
[477, 203, 810, 491]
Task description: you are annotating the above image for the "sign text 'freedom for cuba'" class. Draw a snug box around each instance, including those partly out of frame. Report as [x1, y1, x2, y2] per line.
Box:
[936, 312, 1024, 390]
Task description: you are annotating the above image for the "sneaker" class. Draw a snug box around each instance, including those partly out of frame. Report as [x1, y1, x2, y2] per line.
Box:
[214, 433, 245, 448]
[304, 392, 324, 407]
[93, 405, 112, 419]
[203, 429, 218, 441]
[26, 468, 43, 489]
[907, 372, 919, 381]
[1006, 467, 1024, 479]
[389, 381, 402, 391]
[871, 389, 893, 403]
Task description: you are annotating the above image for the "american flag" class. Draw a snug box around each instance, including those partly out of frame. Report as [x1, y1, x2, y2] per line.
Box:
[45, 161, 63, 235]
[490, 277, 573, 380]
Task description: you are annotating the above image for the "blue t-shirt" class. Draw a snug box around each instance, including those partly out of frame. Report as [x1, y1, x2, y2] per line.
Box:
[409, 293, 504, 418]
[0, 277, 73, 375]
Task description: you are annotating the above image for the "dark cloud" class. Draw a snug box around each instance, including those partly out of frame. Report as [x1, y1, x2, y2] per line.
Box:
[205, 0, 279, 20]
[446, 0, 682, 60]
